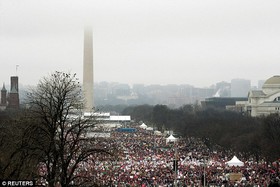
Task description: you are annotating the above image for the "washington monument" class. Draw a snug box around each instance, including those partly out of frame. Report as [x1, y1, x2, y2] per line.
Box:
[83, 27, 94, 112]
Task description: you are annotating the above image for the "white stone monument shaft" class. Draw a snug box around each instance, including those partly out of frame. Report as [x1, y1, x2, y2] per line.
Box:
[83, 27, 94, 112]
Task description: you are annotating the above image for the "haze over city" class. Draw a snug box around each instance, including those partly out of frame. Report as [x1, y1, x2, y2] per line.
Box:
[1, 0, 280, 88]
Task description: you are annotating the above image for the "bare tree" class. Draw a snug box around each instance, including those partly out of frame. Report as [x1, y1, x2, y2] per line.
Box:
[26, 71, 107, 187]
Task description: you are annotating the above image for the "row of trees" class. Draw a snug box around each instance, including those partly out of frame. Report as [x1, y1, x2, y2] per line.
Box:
[0, 72, 110, 186]
[123, 104, 280, 162]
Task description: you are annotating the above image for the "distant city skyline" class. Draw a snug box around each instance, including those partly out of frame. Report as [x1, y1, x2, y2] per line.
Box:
[0, 68, 268, 89]
[1, 0, 280, 88]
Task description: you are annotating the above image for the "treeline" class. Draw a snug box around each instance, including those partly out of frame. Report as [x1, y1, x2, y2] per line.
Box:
[1, 98, 279, 181]
[122, 104, 280, 163]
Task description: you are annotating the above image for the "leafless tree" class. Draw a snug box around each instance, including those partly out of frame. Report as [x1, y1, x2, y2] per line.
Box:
[26, 71, 107, 187]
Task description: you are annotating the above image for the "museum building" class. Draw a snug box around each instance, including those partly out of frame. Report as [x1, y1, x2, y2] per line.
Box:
[246, 75, 280, 117]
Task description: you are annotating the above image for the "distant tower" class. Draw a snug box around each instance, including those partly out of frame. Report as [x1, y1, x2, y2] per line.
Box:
[83, 27, 94, 112]
[8, 76, 19, 109]
[0, 83, 7, 107]
[10, 76, 19, 92]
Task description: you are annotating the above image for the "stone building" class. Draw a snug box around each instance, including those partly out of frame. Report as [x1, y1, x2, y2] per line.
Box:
[246, 75, 280, 116]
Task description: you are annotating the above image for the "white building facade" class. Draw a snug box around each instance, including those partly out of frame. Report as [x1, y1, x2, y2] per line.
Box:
[246, 76, 280, 117]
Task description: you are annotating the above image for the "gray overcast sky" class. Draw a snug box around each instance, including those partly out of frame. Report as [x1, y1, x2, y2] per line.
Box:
[1, 0, 280, 87]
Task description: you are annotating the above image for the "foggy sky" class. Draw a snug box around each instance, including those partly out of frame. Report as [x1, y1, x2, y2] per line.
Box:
[1, 0, 280, 88]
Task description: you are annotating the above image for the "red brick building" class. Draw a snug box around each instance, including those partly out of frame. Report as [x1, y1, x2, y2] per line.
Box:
[0, 76, 19, 110]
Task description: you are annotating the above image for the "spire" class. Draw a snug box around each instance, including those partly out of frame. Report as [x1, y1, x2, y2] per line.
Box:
[1, 83, 6, 91]
[1, 83, 7, 107]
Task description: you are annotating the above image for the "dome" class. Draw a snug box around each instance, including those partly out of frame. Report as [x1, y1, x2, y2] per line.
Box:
[262, 75, 280, 94]
[263, 75, 280, 85]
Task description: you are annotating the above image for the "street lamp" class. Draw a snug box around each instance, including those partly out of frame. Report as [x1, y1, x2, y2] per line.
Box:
[167, 133, 179, 187]
[203, 156, 207, 187]
[174, 147, 178, 187]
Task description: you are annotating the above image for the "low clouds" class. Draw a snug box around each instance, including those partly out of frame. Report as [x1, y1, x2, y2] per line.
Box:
[1, 0, 280, 87]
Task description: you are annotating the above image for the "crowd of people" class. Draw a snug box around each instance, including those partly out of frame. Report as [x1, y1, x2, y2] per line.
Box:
[90, 127, 280, 186]
[38, 125, 280, 187]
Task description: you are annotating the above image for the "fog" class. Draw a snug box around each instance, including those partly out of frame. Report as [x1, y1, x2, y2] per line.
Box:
[1, 0, 280, 87]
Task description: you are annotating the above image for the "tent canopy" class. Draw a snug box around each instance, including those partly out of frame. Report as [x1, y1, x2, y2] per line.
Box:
[226, 156, 244, 167]
[139, 123, 147, 129]
[166, 134, 177, 143]
[154, 130, 162, 136]
[146, 127, 153, 131]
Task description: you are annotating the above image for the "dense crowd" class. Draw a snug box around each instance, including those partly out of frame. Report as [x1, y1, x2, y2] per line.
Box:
[38, 126, 280, 187]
